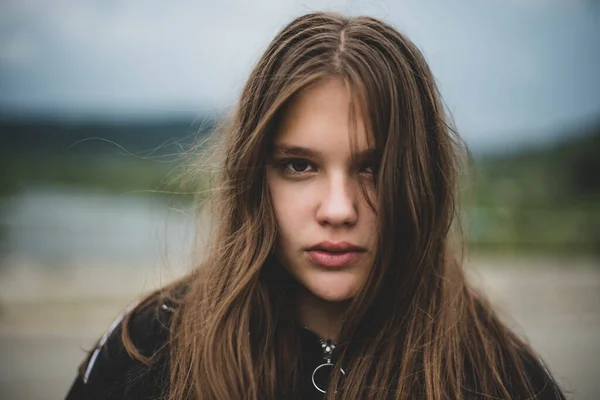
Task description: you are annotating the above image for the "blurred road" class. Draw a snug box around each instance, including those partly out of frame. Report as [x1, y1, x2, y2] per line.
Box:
[0, 256, 598, 400]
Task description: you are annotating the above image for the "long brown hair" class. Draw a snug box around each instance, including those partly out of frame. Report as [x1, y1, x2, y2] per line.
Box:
[123, 12, 557, 399]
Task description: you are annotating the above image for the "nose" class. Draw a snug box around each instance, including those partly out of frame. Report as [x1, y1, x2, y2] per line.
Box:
[316, 173, 358, 227]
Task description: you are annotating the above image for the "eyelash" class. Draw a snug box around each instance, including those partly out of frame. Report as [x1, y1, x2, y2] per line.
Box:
[277, 158, 375, 176]
[278, 159, 316, 176]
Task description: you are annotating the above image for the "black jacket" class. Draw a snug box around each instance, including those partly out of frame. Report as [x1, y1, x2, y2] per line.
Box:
[65, 299, 566, 399]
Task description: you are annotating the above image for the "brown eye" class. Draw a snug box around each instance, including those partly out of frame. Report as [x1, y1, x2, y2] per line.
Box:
[358, 161, 378, 186]
[283, 159, 315, 174]
[360, 161, 376, 175]
[289, 160, 310, 172]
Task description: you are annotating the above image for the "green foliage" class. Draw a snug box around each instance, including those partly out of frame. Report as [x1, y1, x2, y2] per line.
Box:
[471, 124, 600, 254]
[0, 153, 195, 199]
[0, 117, 215, 201]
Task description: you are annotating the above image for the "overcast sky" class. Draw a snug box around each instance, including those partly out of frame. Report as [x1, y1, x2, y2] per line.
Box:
[0, 0, 598, 151]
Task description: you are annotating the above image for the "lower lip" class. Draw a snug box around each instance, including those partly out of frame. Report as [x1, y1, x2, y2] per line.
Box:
[306, 250, 362, 268]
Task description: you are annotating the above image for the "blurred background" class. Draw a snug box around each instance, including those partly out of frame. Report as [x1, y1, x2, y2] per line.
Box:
[0, 1, 598, 399]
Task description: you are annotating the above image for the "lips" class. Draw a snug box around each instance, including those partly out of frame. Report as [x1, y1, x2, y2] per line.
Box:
[305, 241, 367, 268]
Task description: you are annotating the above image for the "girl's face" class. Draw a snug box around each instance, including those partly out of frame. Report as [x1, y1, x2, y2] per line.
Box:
[267, 77, 378, 303]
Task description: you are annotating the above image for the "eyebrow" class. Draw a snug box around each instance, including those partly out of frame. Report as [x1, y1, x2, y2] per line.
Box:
[273, 144, 377, 160]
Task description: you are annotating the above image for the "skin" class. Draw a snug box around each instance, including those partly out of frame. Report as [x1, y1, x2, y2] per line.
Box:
[266, 77, 378, 340]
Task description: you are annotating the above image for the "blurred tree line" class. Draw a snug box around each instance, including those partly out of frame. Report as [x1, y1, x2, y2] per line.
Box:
[0, 117, 215, 197]
[472, 121, 599, 254]
[0, 116, 598, 255]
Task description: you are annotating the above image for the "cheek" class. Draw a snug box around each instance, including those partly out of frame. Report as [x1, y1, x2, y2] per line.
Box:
[274, 197, 313, 241]
[358, 203, 379, 249]
[268, 178, 314, 234]
[269, 183, 308, 265]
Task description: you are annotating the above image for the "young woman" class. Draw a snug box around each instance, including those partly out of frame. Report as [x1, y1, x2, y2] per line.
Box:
[66, 12, 565, 400]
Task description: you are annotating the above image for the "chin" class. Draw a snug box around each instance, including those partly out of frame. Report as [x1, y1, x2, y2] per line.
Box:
[307, 282, 358, 303]
[278, 255, 366, 303]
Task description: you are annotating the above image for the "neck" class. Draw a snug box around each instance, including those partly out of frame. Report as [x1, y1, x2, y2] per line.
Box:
[295, 287, 350, 342]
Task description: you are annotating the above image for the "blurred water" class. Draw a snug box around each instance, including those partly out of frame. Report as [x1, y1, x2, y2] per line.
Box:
[0, 185, 195, 267]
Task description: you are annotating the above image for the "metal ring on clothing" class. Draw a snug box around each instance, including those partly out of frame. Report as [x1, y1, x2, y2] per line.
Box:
[311, 362, 346, 394]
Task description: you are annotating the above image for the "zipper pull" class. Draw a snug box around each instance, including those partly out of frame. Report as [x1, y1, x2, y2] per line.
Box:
[313, 338, 344, 394]
[320, 338, 336, 363]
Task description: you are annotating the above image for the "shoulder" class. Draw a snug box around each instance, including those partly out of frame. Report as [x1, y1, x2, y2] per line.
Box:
[65, 294, 180, 400]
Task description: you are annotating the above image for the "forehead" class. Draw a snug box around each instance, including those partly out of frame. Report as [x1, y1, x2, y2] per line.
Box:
[274, 77, 372, 150]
